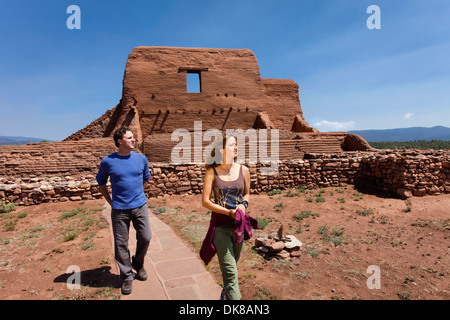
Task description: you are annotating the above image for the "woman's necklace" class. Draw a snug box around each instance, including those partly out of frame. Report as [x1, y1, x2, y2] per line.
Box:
[223, 164, 233, 176]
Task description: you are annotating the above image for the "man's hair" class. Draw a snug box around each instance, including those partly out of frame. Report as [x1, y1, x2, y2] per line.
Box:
[113, 126, 131, 147]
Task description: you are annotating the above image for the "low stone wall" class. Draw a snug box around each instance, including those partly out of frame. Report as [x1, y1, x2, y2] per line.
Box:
[0, 175, 104, 206]
[302, 150, 450, 197]
[355, 150, 450, 197]
[1, 150, 449, 206]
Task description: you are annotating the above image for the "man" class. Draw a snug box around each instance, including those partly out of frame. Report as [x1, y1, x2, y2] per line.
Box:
[96, 126, 152, 295]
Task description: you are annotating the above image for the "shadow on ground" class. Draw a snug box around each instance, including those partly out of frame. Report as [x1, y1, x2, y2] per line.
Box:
[53, 266, 120, 288]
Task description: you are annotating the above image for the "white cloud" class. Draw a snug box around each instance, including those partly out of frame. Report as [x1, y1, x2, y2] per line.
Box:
[404, 112, 415, 119]
[312, 120, 356, 132]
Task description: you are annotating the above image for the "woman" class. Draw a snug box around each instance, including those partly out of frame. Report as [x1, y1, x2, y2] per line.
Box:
[200, 133, 251, 300]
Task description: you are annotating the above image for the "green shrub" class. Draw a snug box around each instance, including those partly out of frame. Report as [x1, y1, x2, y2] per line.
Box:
[273, 202, 284, 213]
[315, 197, 325, 203]
[356, 208, 374, 216]
[63, 231, 77, 242]
[267, 189, 282, 196]
[293, 210, 311, 221]
[4, 219, 16, 231]
[256, 217, 271, 229]
[59, 207, 85, 221]
[0, 201, 16, 214]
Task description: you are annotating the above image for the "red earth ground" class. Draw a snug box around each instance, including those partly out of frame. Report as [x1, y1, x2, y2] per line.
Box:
[1, 185, 448, 300]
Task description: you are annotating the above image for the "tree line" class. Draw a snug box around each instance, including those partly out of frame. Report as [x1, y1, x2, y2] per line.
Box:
[369, 140, 450, 150]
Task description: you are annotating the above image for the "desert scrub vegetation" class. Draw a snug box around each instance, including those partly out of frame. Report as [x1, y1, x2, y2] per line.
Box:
[0, 201, 16, 214]
[317, 224, 347, 247]
[254, 286, 277, 300]
[306, 245, 321, 258]
[273, 202, 284, 213]
[153, 206, 167, 215]
[315, 196, 326, 203]
[57, 205, 107, 246]
[0, 201, 17, 232]
[3, 219, 16, 232]
[404, 199, 413, 212]
[293, 210, 320, 221]
[267, 189, 282, 196]
[353, 192, 364, 201]
[256, 216, 271, 229]
[356, 208, 374, 216]
[292, 210, 320, 224]
[1, 207, 35, 232]
[292, 211, 320, 234]
[176, 223, 208, 249]
[59, 207, 86, 221]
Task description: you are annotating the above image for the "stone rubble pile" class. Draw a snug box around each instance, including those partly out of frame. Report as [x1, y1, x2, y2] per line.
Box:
[254, 226, 303, 263]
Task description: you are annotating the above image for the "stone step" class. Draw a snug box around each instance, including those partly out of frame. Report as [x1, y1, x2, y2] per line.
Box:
[295, 138, 343, 154]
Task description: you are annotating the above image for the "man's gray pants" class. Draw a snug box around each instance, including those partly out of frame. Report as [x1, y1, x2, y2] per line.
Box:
[111, 204, 152, 281]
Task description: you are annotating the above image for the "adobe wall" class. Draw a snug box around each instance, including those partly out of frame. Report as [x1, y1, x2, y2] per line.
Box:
[65, 47, 317, 145]
[121, 47, 301, 133]
[1, 150, 449, 206]
[62, 46, 372, 160]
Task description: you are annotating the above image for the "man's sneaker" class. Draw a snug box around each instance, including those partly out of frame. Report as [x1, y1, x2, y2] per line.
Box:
[121, 279, 133, 295]
[132, 257, 148, 281]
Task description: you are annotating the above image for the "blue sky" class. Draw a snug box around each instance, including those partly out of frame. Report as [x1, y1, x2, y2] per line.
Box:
[1, 0, 449, 140]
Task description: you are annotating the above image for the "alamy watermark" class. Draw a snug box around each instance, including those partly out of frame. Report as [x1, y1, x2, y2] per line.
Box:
[66, 5, 380, 31]
[366, 265, 381, 289]
[66, 5, 81, 30]
[66, 265, 81, 290]
[171, 121, 279, 175]
[367, 5, 381, 30]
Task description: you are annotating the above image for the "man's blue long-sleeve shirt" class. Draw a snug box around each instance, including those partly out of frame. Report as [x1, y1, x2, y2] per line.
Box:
[96, 152, 150, 209]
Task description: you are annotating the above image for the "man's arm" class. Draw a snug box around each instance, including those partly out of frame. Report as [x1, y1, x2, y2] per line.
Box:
[142, 156, 150, 193]
[96, 158, 112, 206]
[99, 184, 112, 207]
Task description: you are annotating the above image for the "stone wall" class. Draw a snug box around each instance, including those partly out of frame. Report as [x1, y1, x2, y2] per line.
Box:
[0, 138, 116, 177]
[355, 150, 450, 197]
[1, 150, 449, 206]
[0, 175, 104, 206]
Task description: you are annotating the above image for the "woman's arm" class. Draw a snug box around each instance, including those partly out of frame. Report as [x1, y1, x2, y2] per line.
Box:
[202, 168, 234, 217]
[236, 165, 250, 213]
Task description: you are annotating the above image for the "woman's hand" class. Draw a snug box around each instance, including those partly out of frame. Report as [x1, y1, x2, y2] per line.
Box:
[236, 204, 246, 214]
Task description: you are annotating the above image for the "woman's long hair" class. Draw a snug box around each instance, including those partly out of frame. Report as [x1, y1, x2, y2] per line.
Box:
[204, 132, 236, 169]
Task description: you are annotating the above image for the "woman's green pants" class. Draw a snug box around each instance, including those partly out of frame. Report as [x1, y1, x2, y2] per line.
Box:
[213, 226, 244, 300]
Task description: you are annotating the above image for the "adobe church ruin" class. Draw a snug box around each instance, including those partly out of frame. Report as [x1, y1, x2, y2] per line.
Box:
[65, 47, 372, 161]
[1, 47, 448, 205]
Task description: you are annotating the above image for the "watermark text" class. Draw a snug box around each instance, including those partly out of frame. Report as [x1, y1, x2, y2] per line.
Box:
[171, 121, 279, 175]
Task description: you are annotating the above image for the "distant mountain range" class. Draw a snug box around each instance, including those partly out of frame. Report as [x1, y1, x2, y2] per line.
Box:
[0, 136, 57, 146]
[1, 126, 449, 145]
[349, 126, 450, 142]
